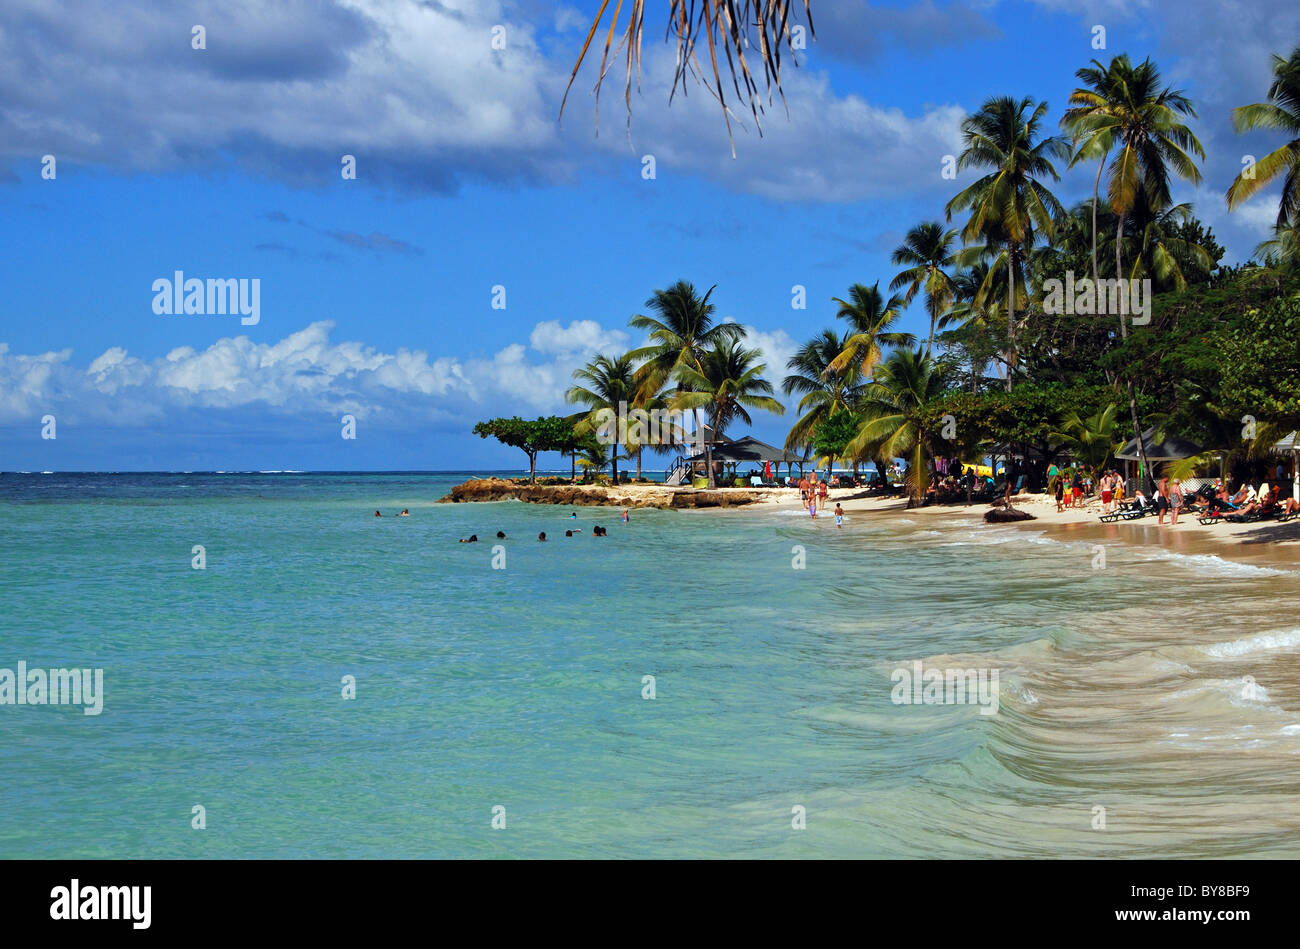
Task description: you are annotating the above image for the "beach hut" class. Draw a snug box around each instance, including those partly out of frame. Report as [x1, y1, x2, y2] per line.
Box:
[680, 435, 806, 486]
[1273, 432, 1300, 500]
[1114, 427, 1201, 490]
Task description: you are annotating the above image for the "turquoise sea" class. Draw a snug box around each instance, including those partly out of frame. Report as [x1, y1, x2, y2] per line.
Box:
[2, 471, 1299, 858]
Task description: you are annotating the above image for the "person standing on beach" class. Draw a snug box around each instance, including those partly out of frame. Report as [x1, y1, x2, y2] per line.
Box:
[817, 478, 828, 507]
[798, 474, 809, 509]
[1156, 476, 1171, 525]
[1055, 476, 1065, 512]
[1169, 479, 1184, 525]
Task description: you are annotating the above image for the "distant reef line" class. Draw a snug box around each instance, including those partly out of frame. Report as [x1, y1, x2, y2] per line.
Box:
[438, 477, 767, 509]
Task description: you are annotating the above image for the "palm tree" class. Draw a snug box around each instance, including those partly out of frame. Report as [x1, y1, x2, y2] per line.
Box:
[782, 329, 865, 452]
[890, 222, 959, 356]
[1227, 47, 1300, 229]
[1084, 56, 1203, 288]
[946, 96, 1069, 390]
[1060, 57, 1202, 491]
[567, 353, 637, 485]
[628, 280, 744, 399]
[671, 340, 785, 488]
[845, 348, 948, 507]
[1050, 404, 1121, 479]
[826, 282, 915, 377]
[1064, 57, 1130, 286]
[1255, 217, 1300, 271]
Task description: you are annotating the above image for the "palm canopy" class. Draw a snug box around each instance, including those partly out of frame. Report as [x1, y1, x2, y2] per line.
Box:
[826, 282, 915, 377]
[1227, 47, 1300, 228]
[946, 96, 1069, 249]
[782, 329, 865, 451]
[946, 96, 1068, 387]
[1066, 55, 1203, 219]
[890, 222, 959, 356]
[628, 280, 745, 401]
[566, 352, 639, 482]
[672, 339, 785, 437]
[845, 347, 949, 504]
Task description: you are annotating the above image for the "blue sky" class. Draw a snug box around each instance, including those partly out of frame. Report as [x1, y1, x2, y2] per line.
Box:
[1, 0, 1296, 471]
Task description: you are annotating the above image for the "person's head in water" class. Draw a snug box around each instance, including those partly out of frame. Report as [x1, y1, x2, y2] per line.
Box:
[496, 531, 506, 539]
[538, 532, 546, 541]
[565, 530, 573, 537]
[374, 510, 381, 517]
[569, 512, 577, 518]
[401, 509, 410, 516]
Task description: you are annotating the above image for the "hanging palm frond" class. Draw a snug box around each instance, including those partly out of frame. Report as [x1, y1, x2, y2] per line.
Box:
[560, 1, 815, 157]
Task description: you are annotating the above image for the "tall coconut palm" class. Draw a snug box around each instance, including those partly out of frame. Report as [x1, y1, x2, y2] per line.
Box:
[946, 96, 1069, 390]
[567, 352, 638, 485]
[1059, 57, 1202, 490]
[1081, 56, 1203, 290]
[1255, 217, 1300, 271]
[671, 340, 785, 488]
[846, 347, 948, 508]
[628, 280, 745, 399]
[1227, 47, 1300, 229]
[1064, 57, 1129, 286]
[782, 329, 865, 452]
[826, 282, 915, 378]
[890, 222, 959, 356]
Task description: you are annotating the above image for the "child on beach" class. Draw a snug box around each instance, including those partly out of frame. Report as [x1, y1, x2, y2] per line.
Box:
[834, 503, 844, 528]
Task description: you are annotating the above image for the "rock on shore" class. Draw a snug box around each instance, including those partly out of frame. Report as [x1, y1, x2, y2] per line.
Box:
[439, 477, 766, 509]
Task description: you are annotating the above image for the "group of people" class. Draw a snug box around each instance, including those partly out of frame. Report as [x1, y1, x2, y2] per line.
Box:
[374, 509, 411, 517]
[797, 473, 830, 518]
[1193, 479, 1300, 521]
[458, 531, 508, 543]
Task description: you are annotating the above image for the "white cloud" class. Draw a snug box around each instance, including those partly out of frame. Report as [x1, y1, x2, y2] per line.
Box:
[0, 318, 631, 426]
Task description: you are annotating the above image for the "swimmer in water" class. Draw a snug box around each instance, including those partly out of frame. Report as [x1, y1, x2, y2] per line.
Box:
[399, 509, 410, 517]
[565, 530, 573, 537]
[621, 510, 629, 523]
[569, 512, 578, 519]
[496, 531, 506, 539]
[374, 510, 382, 517]
[458, 534, 478, 543]
[538, 532, 547, 542]
[834, 503, 844, 528]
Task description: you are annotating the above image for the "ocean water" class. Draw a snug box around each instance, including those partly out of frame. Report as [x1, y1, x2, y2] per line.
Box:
[2, 471, 1299, 858]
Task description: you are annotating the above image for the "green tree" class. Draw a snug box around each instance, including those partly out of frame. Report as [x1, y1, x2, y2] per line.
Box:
[472, 416, 578, 483]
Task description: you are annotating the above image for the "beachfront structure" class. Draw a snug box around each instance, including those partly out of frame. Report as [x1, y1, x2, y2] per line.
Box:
[1115, 427, 1202, 490]
[674, 435, 806, 486]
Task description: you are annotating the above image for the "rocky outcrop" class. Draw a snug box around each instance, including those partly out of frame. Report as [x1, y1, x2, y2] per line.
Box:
[439, 477, 765, 509]
[984, 506, 1036, 522]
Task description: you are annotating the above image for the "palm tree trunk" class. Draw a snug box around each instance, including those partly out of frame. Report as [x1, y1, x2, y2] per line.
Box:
[1005, 248, 1016, 393]
[1091, 158, 1104, 286]
[570, 451, 576, 483]
[612, 442, 619, 485]
[636, 447, 642, 481]
[1114, 209, 1153, 491]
